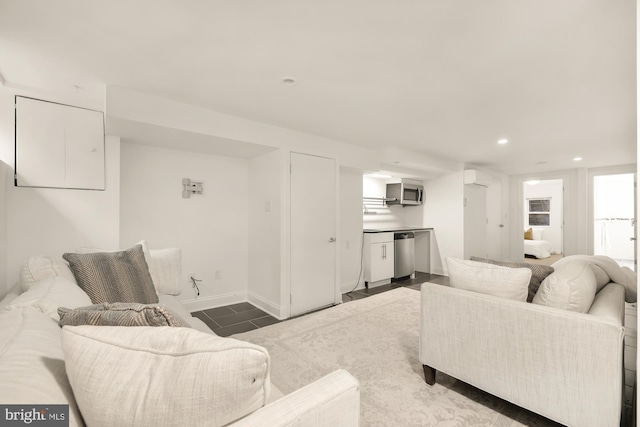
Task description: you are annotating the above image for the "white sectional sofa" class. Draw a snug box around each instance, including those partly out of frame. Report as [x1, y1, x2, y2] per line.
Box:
[420, 255, 634, 427]
[0, 246, 360, 427]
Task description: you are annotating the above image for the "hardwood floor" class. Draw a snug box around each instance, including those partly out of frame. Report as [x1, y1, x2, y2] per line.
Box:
[192, 271, 448, 337]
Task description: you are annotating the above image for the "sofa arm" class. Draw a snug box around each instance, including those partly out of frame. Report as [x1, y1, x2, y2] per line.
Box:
[420, 282, 624, 427]
[230, 369, 360, 427]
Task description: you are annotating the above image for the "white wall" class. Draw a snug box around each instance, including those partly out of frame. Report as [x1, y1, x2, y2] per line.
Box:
[0, 90, 120, 294]
[0, 161, 7, 297]
[423, 171, 465, 275]
[339, 167, 364, 292]
[107, 86, 382, 172]
[523, 180, 563, 254]
[362, 176, 424, 229]
[119, 142, 249, 311]
[248, 149, 283, 316]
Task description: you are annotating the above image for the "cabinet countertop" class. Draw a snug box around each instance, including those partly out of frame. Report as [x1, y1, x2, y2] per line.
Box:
[363, 227, 433, 233]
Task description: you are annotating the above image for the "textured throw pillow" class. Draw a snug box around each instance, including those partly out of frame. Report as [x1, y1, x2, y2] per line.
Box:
[524, 228, 533, 240]
[470, 257, 554, 302]
[531, 229, 543, 240]
[446, 257, 531, 301]
[62, 325, 271, 427]
[58, 302, 189, 327]
[5, 276, 92, 322]
[76, 241, 183, 297]
[63, 244, 158, 304]
[19, 256, 77, 291]
[532, 261, 597, 313]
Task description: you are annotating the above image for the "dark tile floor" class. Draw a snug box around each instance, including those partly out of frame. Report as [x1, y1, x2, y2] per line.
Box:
[192, 271, 449, 337]
[343, 271, 449, 302]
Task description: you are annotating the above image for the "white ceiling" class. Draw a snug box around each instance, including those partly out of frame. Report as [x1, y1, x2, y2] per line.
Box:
[0, 0, 636, 175]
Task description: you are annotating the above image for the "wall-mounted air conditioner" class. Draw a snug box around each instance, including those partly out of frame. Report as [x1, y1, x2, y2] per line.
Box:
[463, 169, 493, 187]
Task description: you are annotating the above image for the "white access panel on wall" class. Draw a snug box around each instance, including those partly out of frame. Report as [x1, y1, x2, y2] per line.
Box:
[15, 96, 105, 190]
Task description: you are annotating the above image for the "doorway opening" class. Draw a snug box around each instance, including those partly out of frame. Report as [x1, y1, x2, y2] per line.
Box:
[593, 173, 636, 271]
[522, 179, 563, 264]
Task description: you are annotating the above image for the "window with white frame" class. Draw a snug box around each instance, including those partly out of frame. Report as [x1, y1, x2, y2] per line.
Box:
[527, 198, 550, 226]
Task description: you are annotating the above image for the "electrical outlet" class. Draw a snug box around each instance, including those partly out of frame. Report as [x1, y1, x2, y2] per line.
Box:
[215, 270, 222, 280]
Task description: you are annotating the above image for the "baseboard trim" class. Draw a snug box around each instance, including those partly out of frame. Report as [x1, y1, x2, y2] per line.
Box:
[247, 291, 283, 320]
[181, 291, 248, 313]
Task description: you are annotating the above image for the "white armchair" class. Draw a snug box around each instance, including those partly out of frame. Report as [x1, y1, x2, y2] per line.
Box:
[419, 280, 625, 427]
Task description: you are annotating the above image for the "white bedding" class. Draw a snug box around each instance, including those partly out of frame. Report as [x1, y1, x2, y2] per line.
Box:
[524, 239, 553, 259]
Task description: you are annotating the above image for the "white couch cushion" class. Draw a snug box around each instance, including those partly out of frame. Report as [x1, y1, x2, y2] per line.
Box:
[5, 276, 92, 321]
[19, 255, 76, 290]
[590, 264, 611, 291]
[446, 257, 531, 301]
[0, 308, 84, 426]
[533, 261, 597, 313]
[62, 325, 271, 427]
[148, 248, 183, 296]
[158, 294, 215, 334]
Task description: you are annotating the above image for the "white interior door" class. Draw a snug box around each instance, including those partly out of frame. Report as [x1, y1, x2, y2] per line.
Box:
[464, 184, 487, 259]
[486, 182, 504, 259]
[290, 152, 336, 316]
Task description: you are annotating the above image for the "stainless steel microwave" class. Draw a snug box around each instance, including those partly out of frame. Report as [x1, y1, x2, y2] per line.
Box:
[386, 183, 423, 206]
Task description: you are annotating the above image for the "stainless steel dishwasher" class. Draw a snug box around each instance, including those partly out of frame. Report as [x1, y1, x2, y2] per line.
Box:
[394, 232, 415, 279]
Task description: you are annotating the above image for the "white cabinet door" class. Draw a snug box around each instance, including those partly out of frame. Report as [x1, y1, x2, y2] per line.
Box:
[364, 232, 395, 285]
[15, 96, 105, 190]
[369, 242, 394, 282]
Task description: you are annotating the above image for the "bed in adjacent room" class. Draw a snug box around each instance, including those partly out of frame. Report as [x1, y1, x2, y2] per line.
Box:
[523, 228, 553, 259]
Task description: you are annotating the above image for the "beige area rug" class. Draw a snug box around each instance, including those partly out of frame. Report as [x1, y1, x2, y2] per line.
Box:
[234, 287, 561, 427]
[523, 254, 563, 266]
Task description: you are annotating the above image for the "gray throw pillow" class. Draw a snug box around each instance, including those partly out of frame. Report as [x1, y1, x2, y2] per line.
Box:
[470, 256, 554, 302]
[63, 244, 158, 304]
[58, 302, 189, 327]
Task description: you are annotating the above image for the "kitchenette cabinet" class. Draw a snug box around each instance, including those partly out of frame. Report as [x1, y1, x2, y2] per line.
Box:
[363, 232, 395, 287]
[363, 228, 433, 288]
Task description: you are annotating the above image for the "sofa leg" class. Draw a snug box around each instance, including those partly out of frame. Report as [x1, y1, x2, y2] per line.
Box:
[423, 365, 436, 385]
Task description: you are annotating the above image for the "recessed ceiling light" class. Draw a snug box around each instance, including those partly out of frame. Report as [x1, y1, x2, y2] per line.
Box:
[282, 77, 296, 86]
[573, 156, 582, 162]
[497, 139, 508, 145]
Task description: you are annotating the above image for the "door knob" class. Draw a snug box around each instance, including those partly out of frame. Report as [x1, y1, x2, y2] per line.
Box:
[328, 237, 336, 243]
